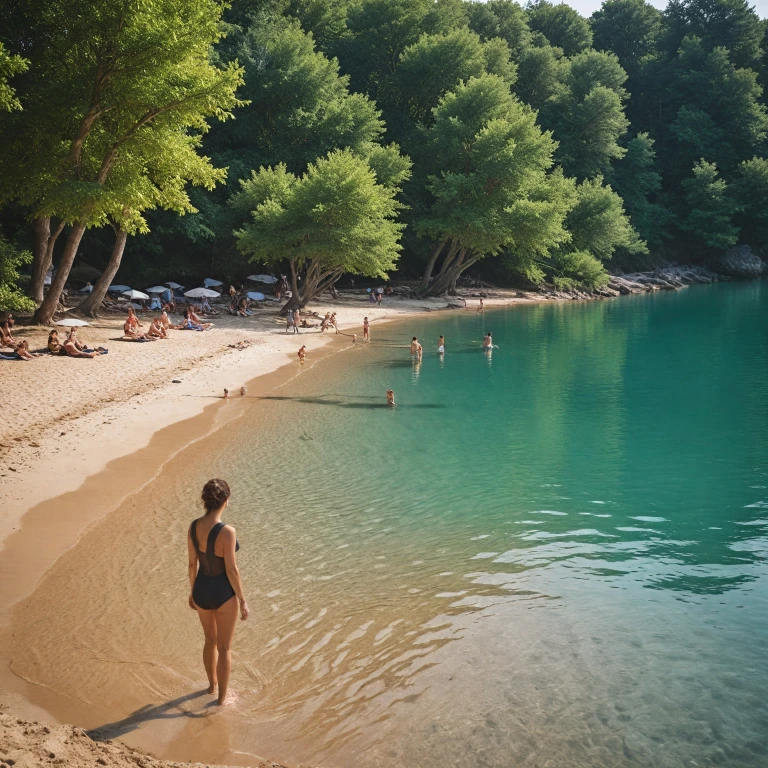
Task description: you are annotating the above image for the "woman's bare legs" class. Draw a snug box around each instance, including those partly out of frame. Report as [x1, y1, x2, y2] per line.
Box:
[196, 607, 218, 694]
[214, 596, 239, 705]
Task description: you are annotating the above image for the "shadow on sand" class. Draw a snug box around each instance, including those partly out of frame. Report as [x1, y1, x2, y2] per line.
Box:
[87, 689, 211, 741]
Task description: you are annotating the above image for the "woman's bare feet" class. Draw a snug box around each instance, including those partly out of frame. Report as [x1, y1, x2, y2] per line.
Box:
[207, 683, 217, 695]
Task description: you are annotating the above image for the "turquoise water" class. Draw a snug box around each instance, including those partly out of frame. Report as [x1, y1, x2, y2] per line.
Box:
[184, 281, 766, 767]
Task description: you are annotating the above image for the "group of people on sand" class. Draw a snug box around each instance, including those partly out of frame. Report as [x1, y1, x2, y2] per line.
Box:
[1, 313, 108, 360]
[320, 312, 339, 334]
[122, 306, 213, 342]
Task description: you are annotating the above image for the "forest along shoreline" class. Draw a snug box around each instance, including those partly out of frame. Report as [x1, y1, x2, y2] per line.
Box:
[0, 270, 759, 768]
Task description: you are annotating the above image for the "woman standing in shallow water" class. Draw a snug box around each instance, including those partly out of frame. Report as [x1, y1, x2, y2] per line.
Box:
[188, 479, 248, 705]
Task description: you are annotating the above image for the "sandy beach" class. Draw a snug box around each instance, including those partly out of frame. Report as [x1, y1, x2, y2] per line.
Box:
[0, 288, 541, 766]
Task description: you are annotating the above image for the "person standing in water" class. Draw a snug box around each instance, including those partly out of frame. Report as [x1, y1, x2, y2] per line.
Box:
[387, 389, 396, 406]
[410, 336, 423, 360]
[438, 335, 445, 354]
[298, 345, 306, 363]
[483, 332, 493, 350]
[477, 298, 484, 313]
[188, 479, 248, 705]
[363, 317, 370, 342]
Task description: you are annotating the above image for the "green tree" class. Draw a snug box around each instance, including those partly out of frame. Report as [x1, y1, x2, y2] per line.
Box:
[732, 156, 768, 246]
[663, 0, 764, 69]
[394, 28, 515, 125]
[417, 75, 576, 296]
[513, 43, 566, 110]
[0, 236, 34, 312]
[608, 133, 672, 246]
[0, 0, 243, 324]
[591, 0, 663, 73]
[526, 0, 593, 57]
[466, 0, 533, 58]
[661, 37, 768, 183]
[679, 159, 741, 249]
[233, 149, 410, 310]
[0, 42, 28, 112]
[551, 176, 646, 288]
[540, 50, 630, 179]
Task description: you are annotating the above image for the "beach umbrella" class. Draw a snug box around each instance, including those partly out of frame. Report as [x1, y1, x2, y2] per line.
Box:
[245, 291, 266, 301]
[165, 281, 184, 289]
[145, 286, 168, 293]
[55, 318, 90, 327]
[123, 289, 150, 300]
[247, 274, 277, 284]
[184, 287, 220, 298]
[203, 278, 224, 288]
[109, 284, 131, 292]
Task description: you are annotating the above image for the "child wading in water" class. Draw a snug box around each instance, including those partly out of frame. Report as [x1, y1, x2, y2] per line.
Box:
[298, 345, 306, 363]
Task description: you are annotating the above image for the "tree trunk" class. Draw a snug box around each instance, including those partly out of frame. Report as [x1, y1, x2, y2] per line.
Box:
[423, 249, 482, 297]
[32, 222, 87, 326]
[280, 260, 302, 314]
[76, 228, 128, 317]
[448, 251, 466, 295]
[29, 218, 66, 304]
[420, 239, 447, 291]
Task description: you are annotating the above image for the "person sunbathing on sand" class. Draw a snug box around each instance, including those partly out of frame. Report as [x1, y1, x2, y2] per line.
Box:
[61, 336, 100, 357]
[14, 340, 38, 360]
[148, 317, 168, 339]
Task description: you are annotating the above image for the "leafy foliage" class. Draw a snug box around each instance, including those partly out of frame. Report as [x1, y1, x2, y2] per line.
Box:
[0, 236, 34, 312]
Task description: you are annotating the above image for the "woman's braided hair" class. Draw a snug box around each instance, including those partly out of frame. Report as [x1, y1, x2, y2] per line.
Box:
[201, 478, 231, 513]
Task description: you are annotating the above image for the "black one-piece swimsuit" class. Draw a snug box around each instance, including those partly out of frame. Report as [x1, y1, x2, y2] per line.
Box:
[190, 520, 240, 610]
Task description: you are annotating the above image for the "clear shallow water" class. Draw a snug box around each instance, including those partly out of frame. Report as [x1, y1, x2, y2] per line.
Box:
[11, 282, 768, 767]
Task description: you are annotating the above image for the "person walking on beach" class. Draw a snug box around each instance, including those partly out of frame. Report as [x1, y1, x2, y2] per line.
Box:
[477, 298, 484, 313]
[363, 317, 370, 342]
[188, 479, 248, 706]
[294, 308, 301, 332]
[298, 345, 306, 363]
[410, 336, 422, 360]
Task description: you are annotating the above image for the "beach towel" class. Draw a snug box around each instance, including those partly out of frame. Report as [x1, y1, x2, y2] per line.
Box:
[0, 353, 19, 360]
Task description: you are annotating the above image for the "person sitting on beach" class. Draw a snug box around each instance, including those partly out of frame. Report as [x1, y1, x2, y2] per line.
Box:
[410, 337, 423, 360]
[1, 315, 17, 348]
[126, 307, 143, 330]
[188, 307, 212, 329]
[159, 310, 181, 331]
[47, 330, 62, 354]
[148, 317, 168, 339]
[14, 340, 38, 360]
[384, 285, 394, 296]
[387, 389, 396, 406]
[187, 479, 248, 706]
[123, 318, 154, 341]
[438, 335, 445, 354]
[62, 334, 103, 357]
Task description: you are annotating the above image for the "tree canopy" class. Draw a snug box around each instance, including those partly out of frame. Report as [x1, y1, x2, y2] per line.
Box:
[2, 0, 768, 311]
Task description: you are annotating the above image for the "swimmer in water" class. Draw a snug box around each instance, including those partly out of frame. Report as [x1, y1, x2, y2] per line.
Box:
[387, 389, 396, 406]
[438, 335, 445, 354]
[410, 336, 423, 360]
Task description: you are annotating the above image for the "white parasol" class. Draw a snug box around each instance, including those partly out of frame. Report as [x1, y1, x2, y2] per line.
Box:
[123, 289, 150, 300]
[145, 286, 169, 293]
[184, 287, 221, 298]
[55, 318, 90, 327]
